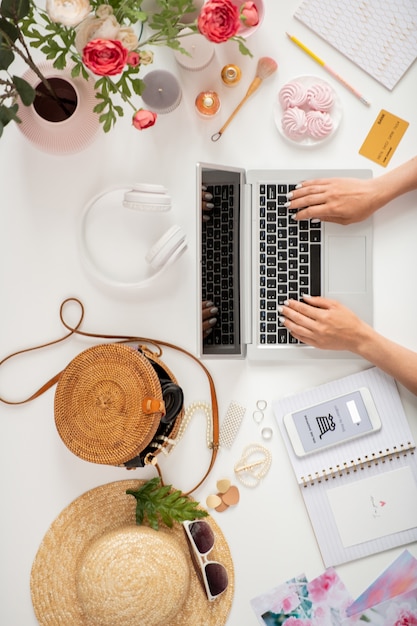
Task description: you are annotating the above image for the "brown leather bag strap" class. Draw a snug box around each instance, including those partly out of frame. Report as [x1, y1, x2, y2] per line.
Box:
[0, 298, 219, 495]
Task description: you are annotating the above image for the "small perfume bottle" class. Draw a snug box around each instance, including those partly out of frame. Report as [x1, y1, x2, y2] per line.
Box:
[221, 64, 242, 87]
[195, 91, 221, 117]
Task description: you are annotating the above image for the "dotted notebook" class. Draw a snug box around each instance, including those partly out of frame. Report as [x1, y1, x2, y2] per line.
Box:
[294, 0, 417, 90]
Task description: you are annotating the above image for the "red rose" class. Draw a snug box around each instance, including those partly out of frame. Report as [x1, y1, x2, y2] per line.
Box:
[197, 0, 240, 43]
[132, 109, 157, 130]
[82, 39, 128, 76]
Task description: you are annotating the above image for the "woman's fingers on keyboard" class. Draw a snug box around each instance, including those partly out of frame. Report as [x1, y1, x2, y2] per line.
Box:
[202, 186, 214, 212]
[202, 301, 218, 336]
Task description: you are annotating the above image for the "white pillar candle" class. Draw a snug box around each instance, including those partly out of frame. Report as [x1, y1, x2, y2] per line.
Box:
[173, 28, 215, 71]
[141, 70, 182, 114]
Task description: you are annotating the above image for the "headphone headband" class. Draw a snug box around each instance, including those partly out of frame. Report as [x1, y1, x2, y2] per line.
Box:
[79, 185, 187, 290]
[123, 183, 172, 212]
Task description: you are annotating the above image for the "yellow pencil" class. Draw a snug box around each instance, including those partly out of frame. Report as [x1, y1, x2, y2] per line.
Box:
[286, 33, 371, 106]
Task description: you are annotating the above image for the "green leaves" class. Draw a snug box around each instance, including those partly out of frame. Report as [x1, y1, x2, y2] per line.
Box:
[0, 101, 19, 136]
[13, 74, 35, 103]
[126, 477, 208, 531]
[0, 43, 14, 70]
[0, 0, 30, 21]
[0, 0, 254, 137]
[92, 67, 146, 133]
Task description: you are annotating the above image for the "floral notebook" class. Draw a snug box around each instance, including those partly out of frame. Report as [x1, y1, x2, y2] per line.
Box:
[346, 549, 417, 622]
[250, 569, 356, 625]
[250, 550, 417, 626]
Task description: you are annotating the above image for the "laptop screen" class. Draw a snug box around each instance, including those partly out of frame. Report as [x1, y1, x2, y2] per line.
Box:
[198, 165, 243, 357]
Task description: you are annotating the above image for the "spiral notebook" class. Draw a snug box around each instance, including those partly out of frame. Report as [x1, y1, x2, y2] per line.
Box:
[294, 0, 417, 90]
[274, 367, 417, 566]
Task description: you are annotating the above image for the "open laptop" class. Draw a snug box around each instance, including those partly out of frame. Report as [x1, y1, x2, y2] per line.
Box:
[196, 163, 373, 360]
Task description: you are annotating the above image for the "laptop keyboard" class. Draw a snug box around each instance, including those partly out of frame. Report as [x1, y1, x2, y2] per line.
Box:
[201, 183, 241, 352]
[258, 183, 322, 345]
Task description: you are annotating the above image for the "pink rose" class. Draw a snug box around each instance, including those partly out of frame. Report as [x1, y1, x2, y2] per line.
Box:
[127, 51, 140, 67]
[240, 1, 259, 26]
[197, 0, 240, 43]
[82, 39, 128, 76]
[132, 109, 157, 130]
[307, 569, 339, 603]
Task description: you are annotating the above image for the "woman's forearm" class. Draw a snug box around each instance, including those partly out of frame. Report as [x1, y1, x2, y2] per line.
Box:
[355, 326, 417, 395]
[373, 155, 417, 210]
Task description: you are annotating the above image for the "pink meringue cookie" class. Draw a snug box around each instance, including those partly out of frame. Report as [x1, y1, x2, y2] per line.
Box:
[278, 80, 308, 109]
[306, 110, 333, 139]
[306, 82, 335, 112]
[281, 107, 308, 140]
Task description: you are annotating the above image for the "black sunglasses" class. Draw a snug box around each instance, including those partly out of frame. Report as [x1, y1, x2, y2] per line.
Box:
[182, 520, 229, 602]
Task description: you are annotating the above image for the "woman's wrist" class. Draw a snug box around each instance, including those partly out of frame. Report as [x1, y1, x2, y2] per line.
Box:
[349, 320, 378, 359]
[367, 176, 393, 213]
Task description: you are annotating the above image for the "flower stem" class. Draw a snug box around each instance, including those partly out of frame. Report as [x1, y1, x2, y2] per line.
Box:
[2, 25, 74, 116]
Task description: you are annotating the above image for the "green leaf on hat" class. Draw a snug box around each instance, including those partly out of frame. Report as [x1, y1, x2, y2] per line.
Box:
[126, 477, 208, 531]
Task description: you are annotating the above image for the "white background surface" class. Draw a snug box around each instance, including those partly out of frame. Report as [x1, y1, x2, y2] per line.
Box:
[1, 1, 416, 623]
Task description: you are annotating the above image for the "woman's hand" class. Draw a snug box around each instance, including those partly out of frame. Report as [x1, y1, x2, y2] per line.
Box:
[278, 294, 369, 352]
[287, 177, 378, 225]
[202, 185, 214, 220]
[202, 300, 218, 337]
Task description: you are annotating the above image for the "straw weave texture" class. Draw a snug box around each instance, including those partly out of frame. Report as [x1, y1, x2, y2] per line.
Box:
[54, 345, 163, 465]
[30, 479, 234, 626]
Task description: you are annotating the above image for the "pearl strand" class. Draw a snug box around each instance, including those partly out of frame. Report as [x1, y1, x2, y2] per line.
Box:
[234, 444, 272, 487]
[175, 401, 213, 448]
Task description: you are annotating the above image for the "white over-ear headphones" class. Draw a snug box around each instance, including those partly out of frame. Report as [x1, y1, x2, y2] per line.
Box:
[79, 184, 187, 289]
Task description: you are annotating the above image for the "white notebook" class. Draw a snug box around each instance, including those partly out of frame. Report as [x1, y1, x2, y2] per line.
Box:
[274, 367, 417, 566]
[294, 0, 417, 90]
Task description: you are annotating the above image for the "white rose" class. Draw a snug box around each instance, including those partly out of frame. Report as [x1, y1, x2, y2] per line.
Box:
[75, 14, 120, 53]
[46, 0, 91, 27]
[116, 26, 139, 51]
[139, 50, 154, 65]
[95, 5, 114, 18]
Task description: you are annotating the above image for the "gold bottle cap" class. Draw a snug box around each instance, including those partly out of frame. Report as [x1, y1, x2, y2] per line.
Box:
[221, 64, 242, 86]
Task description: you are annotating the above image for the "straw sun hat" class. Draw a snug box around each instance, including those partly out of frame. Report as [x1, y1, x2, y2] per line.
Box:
[30, 479, 234, 626]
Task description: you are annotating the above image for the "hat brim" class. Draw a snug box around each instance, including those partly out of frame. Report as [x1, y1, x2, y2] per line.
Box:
[30, 479, 234, 625]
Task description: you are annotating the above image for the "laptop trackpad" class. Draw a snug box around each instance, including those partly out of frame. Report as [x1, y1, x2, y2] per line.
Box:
[327, 235, 367, 293]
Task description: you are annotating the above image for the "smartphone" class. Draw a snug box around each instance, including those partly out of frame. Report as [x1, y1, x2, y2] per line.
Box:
[283, 387, 381, 457]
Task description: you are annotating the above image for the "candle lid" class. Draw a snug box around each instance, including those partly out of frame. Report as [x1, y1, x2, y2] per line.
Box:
[142, 70, 182, 114]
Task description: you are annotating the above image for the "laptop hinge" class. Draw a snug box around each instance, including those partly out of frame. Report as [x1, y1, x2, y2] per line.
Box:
[242, 182, 252, 347]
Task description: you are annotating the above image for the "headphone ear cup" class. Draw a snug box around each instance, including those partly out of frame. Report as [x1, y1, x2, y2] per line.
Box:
[146, 225, 187, 271]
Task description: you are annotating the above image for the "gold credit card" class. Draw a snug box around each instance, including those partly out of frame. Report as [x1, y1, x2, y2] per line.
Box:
[359, 109, 409, 167]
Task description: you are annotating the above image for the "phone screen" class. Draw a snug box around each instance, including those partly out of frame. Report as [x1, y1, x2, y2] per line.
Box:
[290, 390, 375, 454]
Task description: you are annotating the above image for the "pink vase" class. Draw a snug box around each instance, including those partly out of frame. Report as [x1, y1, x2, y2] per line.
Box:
[16, 61, 100, 155]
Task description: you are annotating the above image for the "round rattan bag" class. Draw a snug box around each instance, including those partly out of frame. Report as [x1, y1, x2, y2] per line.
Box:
[54, 343, 184, 467]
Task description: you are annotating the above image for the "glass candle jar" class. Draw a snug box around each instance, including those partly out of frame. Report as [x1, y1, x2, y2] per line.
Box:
[195, 91, 221, 117]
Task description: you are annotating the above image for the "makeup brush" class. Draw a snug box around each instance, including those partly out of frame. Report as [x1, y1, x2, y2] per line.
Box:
[211, 56, 278, 141]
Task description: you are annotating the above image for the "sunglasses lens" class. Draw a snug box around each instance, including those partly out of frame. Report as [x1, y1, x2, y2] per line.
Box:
[205, 562, 228, 597]
[188, 521, 214, 554]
